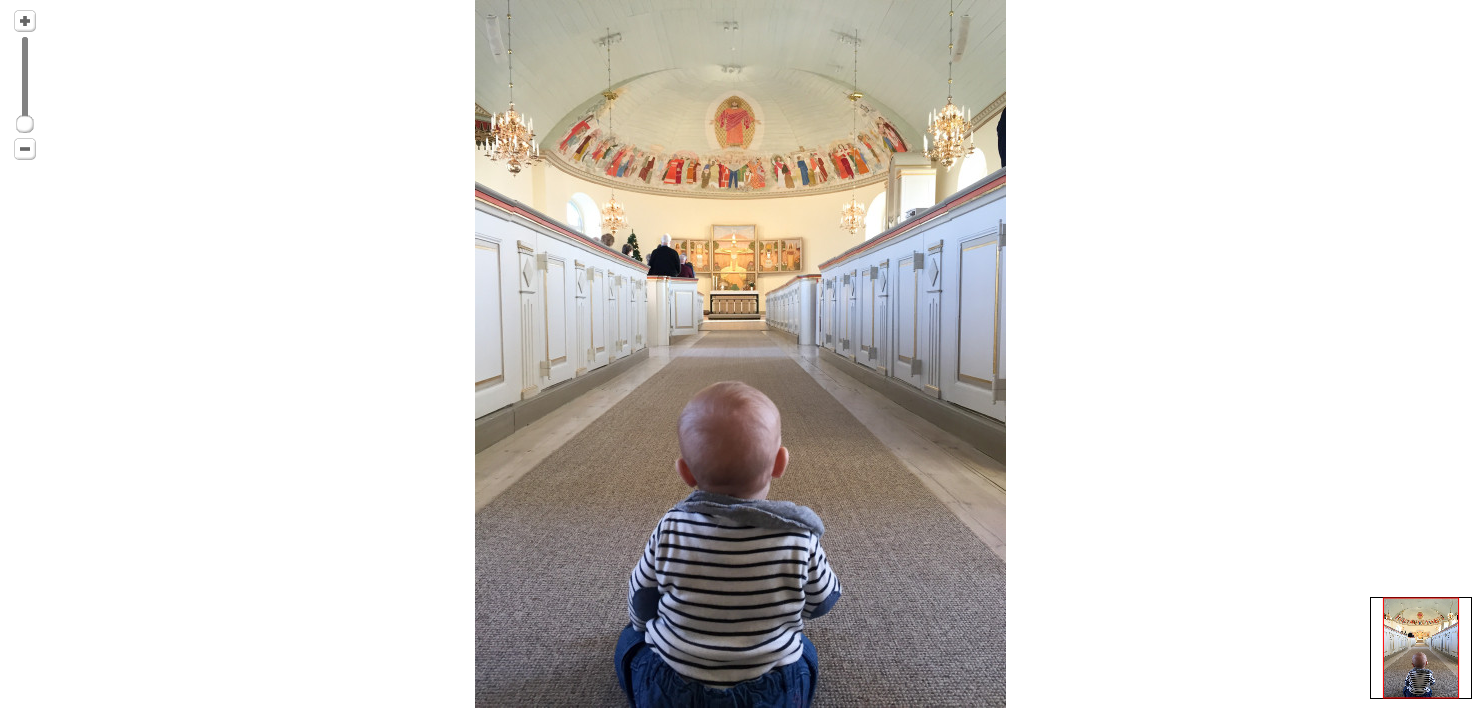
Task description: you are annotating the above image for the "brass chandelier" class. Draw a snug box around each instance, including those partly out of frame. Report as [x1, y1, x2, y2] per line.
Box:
[839, 30, 866, 235]
[598, 28, 627, 233]
[485, 0, 538, 175]
[924, 0, 975, 168]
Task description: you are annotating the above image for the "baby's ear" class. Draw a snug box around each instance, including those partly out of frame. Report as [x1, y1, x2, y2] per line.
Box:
[676, 458, 698, 488]
[771, 446, 790, 479]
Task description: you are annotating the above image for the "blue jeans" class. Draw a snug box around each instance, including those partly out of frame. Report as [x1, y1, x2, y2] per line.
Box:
[614, 625, 817, 708]
[1403, 688, 1430, 697]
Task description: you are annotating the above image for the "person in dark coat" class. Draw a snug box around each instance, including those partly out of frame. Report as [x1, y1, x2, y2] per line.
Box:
[995, 108, 1006, 167]
[646, 233, 681, 277]
[677, 254, 695, 279]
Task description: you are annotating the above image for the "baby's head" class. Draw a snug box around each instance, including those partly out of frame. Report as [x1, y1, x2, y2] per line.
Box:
[1413, 652, 1427, 670]
[676, 381, 788, 499]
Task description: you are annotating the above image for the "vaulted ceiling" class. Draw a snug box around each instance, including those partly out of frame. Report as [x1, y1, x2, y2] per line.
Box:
[1384, 599, 1458, 619]
[474, 0, 1006, 153]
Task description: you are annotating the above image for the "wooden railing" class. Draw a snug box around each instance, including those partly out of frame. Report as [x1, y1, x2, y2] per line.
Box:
[815, 168, 1006, 422]
[765, 275, 820, 345]
[475, 184, 650, 419]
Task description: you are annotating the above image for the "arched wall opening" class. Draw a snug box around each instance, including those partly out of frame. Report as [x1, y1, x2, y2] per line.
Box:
[955, 149, 989, 192]
[566, 192, 601, 240]
[865, 193, 887, 239]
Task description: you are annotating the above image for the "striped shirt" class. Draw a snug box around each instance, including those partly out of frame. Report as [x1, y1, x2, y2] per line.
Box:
[1405, 667, 1436, 695]
[628, 508, 842, 688]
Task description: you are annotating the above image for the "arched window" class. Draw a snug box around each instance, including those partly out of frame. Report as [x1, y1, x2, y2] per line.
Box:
[565, 201, 585, 235]
[566, 193, 601, 239]
[956, 149, 989, 192]
[864, 192, 887, 239]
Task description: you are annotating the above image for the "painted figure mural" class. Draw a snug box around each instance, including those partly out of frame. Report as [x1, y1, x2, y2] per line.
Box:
[542, 92, 938, 196]
[558, 114, 593, 152]
[714, 97, 757, 149]
[877, 116, 909, 152]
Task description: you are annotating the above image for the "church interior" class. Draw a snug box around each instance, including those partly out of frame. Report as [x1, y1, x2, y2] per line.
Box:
[474, 1, 1005, 704]
[1382, 599, 1461, 698]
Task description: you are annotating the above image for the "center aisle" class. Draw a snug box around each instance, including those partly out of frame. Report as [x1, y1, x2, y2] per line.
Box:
[475, 331, 1006, 707]
[1383, 644, 1458, 697]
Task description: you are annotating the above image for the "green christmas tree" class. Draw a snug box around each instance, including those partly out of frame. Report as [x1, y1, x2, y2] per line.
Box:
[626, 231, 642, 262]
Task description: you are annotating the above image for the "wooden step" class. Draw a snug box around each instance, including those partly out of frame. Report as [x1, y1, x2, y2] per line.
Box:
[700, 320, 770, 331]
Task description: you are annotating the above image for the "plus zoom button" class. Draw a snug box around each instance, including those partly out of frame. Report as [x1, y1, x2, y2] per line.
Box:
[15, 11, 37, 32]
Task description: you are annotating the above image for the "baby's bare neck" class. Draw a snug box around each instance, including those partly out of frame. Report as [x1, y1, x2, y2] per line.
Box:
[701, 481, 771, 501]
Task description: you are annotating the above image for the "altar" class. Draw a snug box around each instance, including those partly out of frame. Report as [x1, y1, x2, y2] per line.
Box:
[709, 291, 760, 319]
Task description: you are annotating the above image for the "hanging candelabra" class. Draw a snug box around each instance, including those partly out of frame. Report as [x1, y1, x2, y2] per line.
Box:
[597, 28, 628, 233]
[839, 30, 867, 235]
[923, 0, 975, 168]
[485, 0, 538, 175]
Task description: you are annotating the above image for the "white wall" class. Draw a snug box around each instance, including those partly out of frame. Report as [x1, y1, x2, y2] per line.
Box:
[936, 114, 1004, 201]
[474, 149, 538, 207]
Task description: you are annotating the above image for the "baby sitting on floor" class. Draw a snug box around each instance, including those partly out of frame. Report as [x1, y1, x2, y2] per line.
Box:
[1405, 651, 1437, 697]
[614, 381, 842, 707]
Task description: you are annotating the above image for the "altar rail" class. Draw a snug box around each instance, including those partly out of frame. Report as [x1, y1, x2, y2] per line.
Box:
[475, 184, 650, 420]
[765, 275, 819, 346]
[646, 276, 703, 346]
[817, 168, 1006, 423]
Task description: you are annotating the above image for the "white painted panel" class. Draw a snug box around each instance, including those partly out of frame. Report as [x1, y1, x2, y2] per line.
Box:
[958, 236, 997, 385]
[874, 262, 889, 367]
[636, 281, 648, 349]
[576, 283, 590, 374]
[858, 270, 874, 365]
[606, 271, 619, 360]
[546, 259, 568, 364]
[613, 275, 627, 359]
[518, 247, 540, 398]
[591, 269, 608, 367]
[474, 242, 503, 384]
[996, 245, 1006, 384]
[675, 292, 694, 328]
[842, 271, 855, 359]
[896, 257, 916, 364]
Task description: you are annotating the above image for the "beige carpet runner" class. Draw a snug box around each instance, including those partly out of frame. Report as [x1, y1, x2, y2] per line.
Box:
[475, 331, 1005, 706]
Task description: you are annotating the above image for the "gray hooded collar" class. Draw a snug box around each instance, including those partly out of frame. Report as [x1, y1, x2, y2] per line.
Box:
[672, 490, 825, 537]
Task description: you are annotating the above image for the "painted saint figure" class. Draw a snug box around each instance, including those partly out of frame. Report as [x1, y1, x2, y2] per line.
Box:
[571, 134, 596, 161]
[558, 116, 593, 152]
[663, 158, 684, 185]
[748, 159, 767, 189]
[877, 117, 909, 152]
